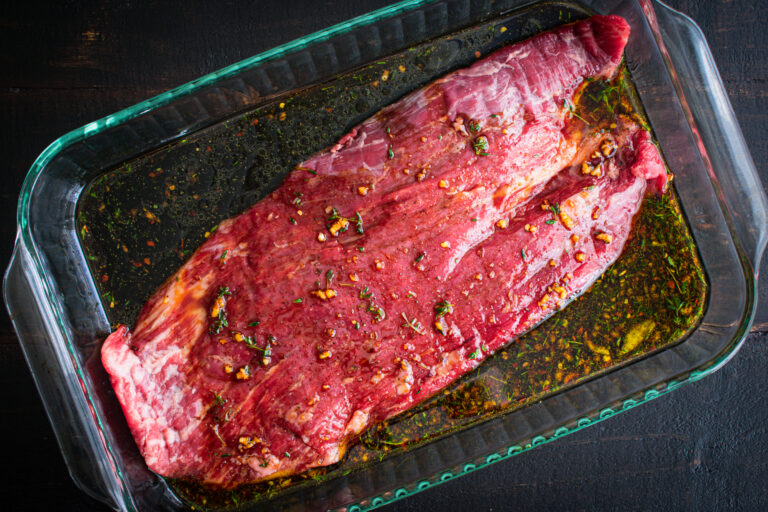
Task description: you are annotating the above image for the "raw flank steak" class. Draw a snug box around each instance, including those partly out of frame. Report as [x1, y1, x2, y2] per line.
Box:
[102, 15, 664, 487]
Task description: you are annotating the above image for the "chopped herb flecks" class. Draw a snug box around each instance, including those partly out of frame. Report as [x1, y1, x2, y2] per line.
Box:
[473, 135, 489, 156]
[241, 334, 263, 352]
[401, 312, 425, 335]
[211, 310, 228, 334]
[213, 392, 227, 407]
[434, 300, 453, 318]
[367, 305, 385, 322]
[563, 98, 589, 124]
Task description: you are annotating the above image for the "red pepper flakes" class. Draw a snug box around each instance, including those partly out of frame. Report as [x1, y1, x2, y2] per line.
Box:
[146, 240, 155, 247]
[250, 118, 259, 126]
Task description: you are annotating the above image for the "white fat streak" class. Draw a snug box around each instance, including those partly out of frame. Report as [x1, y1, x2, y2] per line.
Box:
[177, 400, 204, 436]
[272, 237, 304, 249]
[456, 56, 514, 79]
[140, 305, 206, 376]
[113, 347, 174, 468]
[344, 409, 370, 437]
[246, 453, 281, 476]
[396, 360, 414, 395]
[342, 129, 387, 175]
[503, 47, 532, 64]
[377, 88, 431, 119]
[287, 373, 305, 392]
[112, 268, 213, 470]
[433, 349, 465, 379]
[125, 353, 207, 467]
[284, 404, 313, 426]
[322, 445, 341, 465]
[140, 340, 179, 376]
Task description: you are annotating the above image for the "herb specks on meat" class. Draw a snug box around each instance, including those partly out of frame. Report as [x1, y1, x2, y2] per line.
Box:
[473, 135, 489, 156]
[401, 313, 425, 335]
[434, 300, 453, 318]
[209, 287, 231, 334]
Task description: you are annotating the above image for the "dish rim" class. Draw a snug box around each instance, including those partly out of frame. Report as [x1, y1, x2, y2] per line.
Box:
[5, 0, 767, 510]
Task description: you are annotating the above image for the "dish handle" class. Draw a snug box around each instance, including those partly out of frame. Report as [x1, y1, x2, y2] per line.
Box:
[3, 239, 125, 511]
[650, 0, 768, 277]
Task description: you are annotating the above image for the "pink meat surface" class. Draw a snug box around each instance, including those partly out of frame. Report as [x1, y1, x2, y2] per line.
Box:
[101, 15, 662, 487]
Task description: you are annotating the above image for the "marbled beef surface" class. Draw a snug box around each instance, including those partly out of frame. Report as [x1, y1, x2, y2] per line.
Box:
[102, 15, 665, 486]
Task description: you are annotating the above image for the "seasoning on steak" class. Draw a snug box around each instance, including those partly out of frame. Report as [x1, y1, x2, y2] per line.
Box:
[101, 15, 661, 487]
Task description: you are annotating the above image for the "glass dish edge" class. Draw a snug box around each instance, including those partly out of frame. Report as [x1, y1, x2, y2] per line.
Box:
[3, 0, 766, 510]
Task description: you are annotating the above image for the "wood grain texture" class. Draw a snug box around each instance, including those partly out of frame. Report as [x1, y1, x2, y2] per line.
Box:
[0, 1, 765, 510]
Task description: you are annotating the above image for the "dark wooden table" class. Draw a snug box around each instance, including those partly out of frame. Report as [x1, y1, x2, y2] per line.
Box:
[2, 1, 766, 510]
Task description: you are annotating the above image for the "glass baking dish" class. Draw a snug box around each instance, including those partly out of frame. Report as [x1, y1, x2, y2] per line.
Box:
[4, 0, 766, 510]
